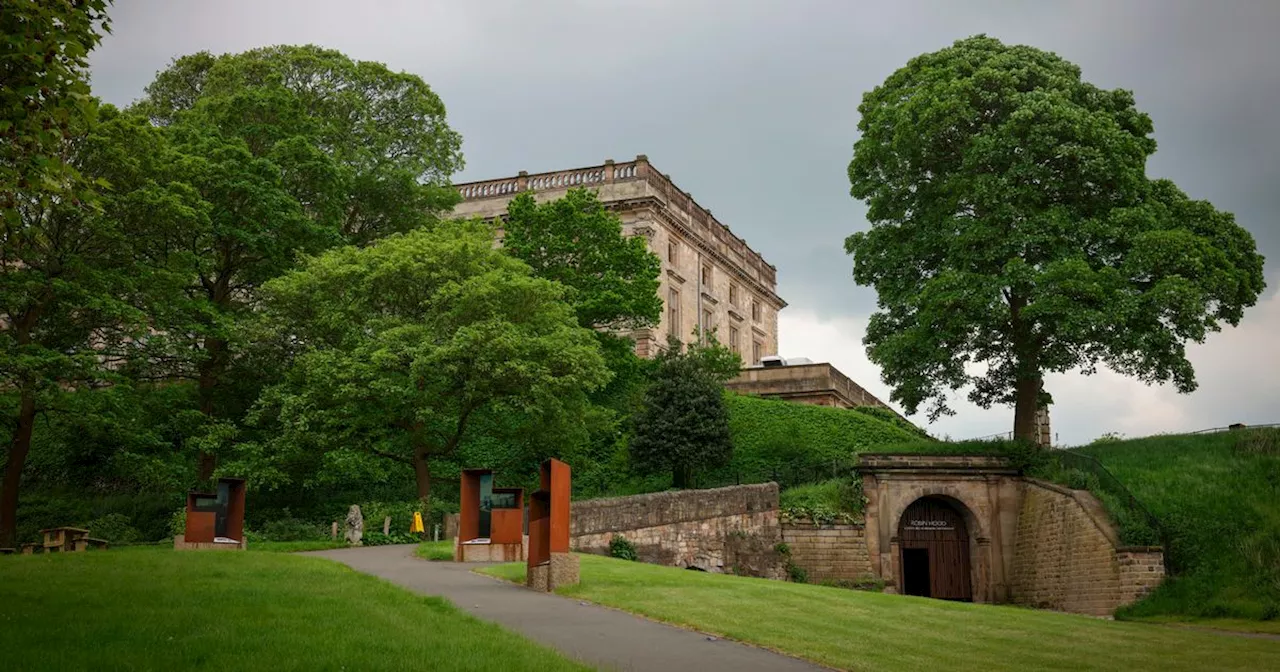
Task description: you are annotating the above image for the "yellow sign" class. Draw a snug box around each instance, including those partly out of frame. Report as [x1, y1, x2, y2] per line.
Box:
[410, 511, 425, 534]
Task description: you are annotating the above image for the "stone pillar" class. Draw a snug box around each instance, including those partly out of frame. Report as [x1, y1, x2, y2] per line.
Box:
[517, 170, 528, 191]
[604, 159, 615, 181]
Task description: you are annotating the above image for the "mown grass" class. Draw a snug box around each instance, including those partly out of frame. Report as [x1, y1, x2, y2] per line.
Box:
[416, 539, 455, 561]
[0, 550, 588, 671]
[479, 554, 1278, 671]
[1072, 429, 1280, 622]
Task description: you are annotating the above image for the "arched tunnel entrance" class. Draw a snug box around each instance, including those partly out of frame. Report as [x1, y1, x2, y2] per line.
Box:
[897, 496, 973, 601]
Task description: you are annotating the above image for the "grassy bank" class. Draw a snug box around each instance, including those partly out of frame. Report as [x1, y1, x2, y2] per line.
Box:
[416, 539, 455, 561]
[479, 554, 1277, 671]
[1071, 429, 1280, 622]
[0, 550, 587, 671]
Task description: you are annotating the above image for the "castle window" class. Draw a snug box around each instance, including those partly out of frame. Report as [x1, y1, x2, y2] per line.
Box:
[729, 283, 739, 307]
[668, 289, 680, 333]
[730, 326, 740, 354]
[752, 301, 761, 322]
[701, 264, 712, 287]
[668, 240, 678, 263]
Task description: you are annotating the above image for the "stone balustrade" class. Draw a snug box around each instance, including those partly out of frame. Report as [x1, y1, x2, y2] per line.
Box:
[453, 156, 777, 288]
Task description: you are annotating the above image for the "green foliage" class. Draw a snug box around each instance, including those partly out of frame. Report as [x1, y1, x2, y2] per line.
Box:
[361, 530, 421, 546]
[846, 35, 1266, 439]
[250, 219, 610, 506]
[83, 513, 141, 544]
[851, 406, 932, 439]
[779, 478, 867, 523]
[628, 336, 739, 488]
[717, 394, 922, 485]
[820, 576, 888, 592]
[118, 44, 466, 481]
[0, 0, 111, 216]
[609, 534, 639, 561]
[771, 542, 807, 583]
[503, 188, 662, 332]
[1065, 430, 1280, 621]
[261, 517, 328, 542]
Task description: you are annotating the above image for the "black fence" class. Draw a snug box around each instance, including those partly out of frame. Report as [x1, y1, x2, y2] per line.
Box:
[1045, 450, 1176, 570]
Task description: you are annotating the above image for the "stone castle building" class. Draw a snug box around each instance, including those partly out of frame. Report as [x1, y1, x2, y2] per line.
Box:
[452, 155, 784, 362]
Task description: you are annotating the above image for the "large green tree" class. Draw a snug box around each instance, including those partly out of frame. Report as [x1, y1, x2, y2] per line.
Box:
[501, 186, 664, 490]
[0, 106, 202, 547]
[628, 334, 740, 488]
[129, 45, 465, 479]
[502, 187, 662, 332]
[248, 219, 610, 506]
[845, 35, 1266, 441]
[0, 0, 111, 220]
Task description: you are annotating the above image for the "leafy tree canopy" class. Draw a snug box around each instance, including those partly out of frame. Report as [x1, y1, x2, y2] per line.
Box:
[0, 0, 111, 220]
[503, 188, 662, 332]
[845, 35, 1266, 440]
[245, 219, 611, 505]
[125, 45, 467, 479]
[629, 335, 741, 488]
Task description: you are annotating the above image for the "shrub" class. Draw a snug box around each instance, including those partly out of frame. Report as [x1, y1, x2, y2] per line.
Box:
[361, 531, 420, 546]
[262, 517, 328, 542]
[773, 540, 807, 583]
[168, 507, 186, 538]
[609, 534, 638, 561]
[84, 513, 141, 544]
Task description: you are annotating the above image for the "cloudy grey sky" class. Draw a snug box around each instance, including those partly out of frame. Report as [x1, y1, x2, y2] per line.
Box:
[88, 0, 1280, 445]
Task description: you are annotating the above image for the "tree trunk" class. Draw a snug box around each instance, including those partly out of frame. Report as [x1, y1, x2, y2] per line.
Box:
[0, 389, 37, 549]
[413, 451, 431, 511]
[195, 336, 227, 482]
[1012, 374, 1042, 444]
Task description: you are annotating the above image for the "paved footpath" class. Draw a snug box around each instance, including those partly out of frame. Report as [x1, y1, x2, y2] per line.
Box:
[305, 544, 827, 672]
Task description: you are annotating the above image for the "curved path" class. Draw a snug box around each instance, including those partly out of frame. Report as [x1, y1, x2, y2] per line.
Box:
[306, 544, 827, 672]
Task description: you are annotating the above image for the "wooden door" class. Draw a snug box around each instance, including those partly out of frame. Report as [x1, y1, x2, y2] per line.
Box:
[899, 497, 972, 601]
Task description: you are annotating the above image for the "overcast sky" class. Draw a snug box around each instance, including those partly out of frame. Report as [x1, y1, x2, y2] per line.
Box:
[88, 0, 1279, 445]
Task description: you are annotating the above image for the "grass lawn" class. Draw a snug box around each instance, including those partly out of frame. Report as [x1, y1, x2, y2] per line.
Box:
[1072, 429, 1280, 621]
[0, 549, 588, 671]
[416, 539, 454, 561]
[480, 554, 1279, 672]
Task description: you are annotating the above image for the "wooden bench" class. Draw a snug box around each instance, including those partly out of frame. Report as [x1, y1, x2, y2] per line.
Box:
[0, 547, 14, 556]
[21, 543, 40, 555]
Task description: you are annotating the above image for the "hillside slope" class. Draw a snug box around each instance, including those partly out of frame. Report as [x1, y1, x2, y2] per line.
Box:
[1072, 429, 1280, 621]
[714, 393, 927, 486]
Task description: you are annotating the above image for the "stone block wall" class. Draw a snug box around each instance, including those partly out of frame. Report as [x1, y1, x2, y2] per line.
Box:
[571, 483, 782, 577]
[1009, 480, 1165, 616]
[1117, 547, 1166, 606]
[781, 522, 872, 582]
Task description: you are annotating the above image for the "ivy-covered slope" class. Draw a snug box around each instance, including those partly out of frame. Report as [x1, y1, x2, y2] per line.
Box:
[712, 393, 928, 485]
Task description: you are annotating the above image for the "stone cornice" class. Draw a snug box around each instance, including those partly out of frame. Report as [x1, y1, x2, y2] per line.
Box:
[610, 197, 787, 310]
[666, 269, 687, 284]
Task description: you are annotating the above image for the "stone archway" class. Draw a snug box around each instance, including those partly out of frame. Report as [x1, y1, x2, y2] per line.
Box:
[897, 496, 973, 601]
[857, 454, 1023, 604]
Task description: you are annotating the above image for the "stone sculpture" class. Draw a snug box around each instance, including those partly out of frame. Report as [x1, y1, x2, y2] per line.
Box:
[344, 504, 364, 546]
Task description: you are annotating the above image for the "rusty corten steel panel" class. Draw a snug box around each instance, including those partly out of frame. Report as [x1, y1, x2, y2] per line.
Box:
[548, 460, 571, 553]
[459, 469, 488, 543]
[528, 491, 550, 566]
[490, 488, 524, 544]
[186, 511, 216, 544]
[222, 478, 246, 541]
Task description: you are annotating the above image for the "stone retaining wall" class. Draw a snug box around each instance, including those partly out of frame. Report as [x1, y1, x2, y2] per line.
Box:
[570, 483, 782, 577]
[780, 522, 872, 582]
[1009, 479, 1165, 616]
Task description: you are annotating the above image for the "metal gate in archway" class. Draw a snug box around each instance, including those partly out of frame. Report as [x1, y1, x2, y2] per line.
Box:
[898, 497, 972, 601]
